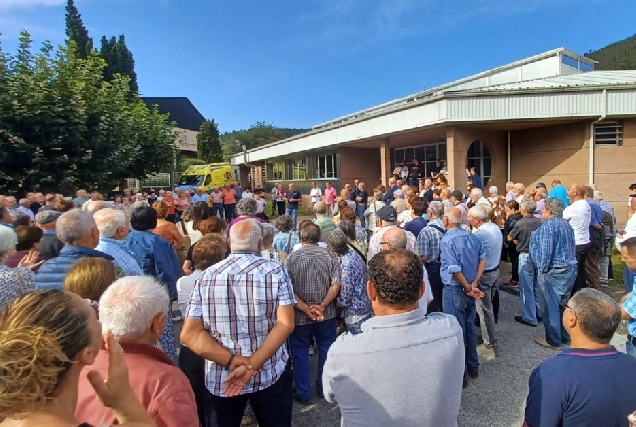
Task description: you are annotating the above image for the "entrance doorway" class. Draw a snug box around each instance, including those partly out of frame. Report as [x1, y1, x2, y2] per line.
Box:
[466, 140, 491, 187]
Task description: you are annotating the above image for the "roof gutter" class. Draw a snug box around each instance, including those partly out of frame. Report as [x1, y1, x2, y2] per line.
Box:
[589, 89, 608, 185]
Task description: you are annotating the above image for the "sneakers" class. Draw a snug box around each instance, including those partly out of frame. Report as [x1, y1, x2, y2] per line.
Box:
[502, 280, 519, 288]
[171, 301, 183, 322]
[477, 344, 498, 359]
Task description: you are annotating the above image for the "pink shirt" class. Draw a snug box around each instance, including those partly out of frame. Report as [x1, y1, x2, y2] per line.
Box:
[325, 187, 337, 205]
[211, 191, 224, 204]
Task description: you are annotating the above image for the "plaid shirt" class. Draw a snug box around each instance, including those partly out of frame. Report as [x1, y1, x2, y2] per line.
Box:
[286, 244, 341, 326]
[415, 218, 445, 264]
[95, 237, 144, 276]
[185, 252, 296, 397]
[529, 217, 577, 274]
[623, 290, 636, 336]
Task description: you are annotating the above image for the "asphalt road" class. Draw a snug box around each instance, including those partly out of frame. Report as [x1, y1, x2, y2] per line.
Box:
[287, 290, 629, 427]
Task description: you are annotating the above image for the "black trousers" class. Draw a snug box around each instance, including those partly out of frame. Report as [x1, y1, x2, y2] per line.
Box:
[507, 245, 519, 282]
[572, 242, 592, 295]
[204, 362, 293, 427]
[276, 201, 285, 216]
[224, 203, 236, 222]
[178, 345, 207, 426]
[425, 262, 444, 313]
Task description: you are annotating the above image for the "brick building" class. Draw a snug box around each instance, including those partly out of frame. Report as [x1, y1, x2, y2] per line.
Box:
[231, 48, 636, 220]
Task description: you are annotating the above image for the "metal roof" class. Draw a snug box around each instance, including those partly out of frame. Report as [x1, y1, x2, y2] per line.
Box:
[456, 70, 636, 93]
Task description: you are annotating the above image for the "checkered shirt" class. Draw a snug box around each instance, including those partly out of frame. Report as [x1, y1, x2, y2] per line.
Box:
[185, 252, 296, 397]
[415, 218, 445, 264]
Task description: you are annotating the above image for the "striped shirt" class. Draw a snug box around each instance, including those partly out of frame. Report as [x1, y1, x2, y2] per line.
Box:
[286, 244, 341, 326]
[529, 217, 577, 274]
[185, 252, 296, 397]
[415, 218, 445, 264]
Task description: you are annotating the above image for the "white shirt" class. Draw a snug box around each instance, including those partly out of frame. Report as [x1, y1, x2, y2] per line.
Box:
[292, 242, 327, 252]
[617, 213, 636, 251]
[242, 192, 254, 199]
[515, 195, 525, 204]
[563, 199, 591, 245]
[310, 188, 323, 203]
[17, 206, 34, 221]
[421, 268, 433, 314]
[367, 225, 416, 262]
[176, 269, 204, 313]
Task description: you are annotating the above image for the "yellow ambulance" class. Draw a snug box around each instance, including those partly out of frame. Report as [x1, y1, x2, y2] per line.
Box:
[174, 163, 235, 192]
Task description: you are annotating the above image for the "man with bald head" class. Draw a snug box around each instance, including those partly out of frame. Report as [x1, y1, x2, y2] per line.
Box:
[563, 183, 592, 294]
[440, 207, 487, 387]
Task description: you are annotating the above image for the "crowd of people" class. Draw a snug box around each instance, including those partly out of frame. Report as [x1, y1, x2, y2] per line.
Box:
[1, 165, 636, 427]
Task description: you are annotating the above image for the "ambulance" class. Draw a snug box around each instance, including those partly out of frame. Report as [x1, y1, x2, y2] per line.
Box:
[174, 163, 235, 192]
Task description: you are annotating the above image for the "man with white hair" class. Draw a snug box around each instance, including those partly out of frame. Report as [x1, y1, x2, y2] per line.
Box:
[81, 191, 101, 210]
[504, 182, 516, 203]
[181, 219, 295, 425]
[73, 189, 89, 208]
[469, 188, 490, 208]
[416, 201, 447, 313]
[16, 198, 35, 221]
[4, 196, 18, 218]
[468, 204, 502, 357]
[514, 183, 526, 204]
[76, 276, 198, 427]
[36, 209, 113, 289]
[94, 208, 143, 276]
[83, 200, 113, 214]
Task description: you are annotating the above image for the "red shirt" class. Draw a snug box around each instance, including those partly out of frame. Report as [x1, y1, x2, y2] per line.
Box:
[222, 188, 237, 204]
[162, 195, 176, 215]
[76, 341, 198, 427]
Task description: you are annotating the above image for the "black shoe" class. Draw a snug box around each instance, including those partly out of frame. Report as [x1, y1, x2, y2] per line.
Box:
[515, 316, 537, 327]
[468, 368, 479, 379]
[316, 388, 325, 399]
[293, 394, 312, 405]
[537, 316, 543, 323]
[462, 379, 468, 389]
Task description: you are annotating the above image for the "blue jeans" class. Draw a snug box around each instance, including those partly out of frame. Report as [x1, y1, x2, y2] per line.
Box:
[356, 205, 366, 228]
[211, 203, 224, 219]
[285, 207, 298, 230]
[518, 253, 541, 325]
[625, 266, 635, 293]
[288, 318, 337, 401]
[537, 266, 577, 347]
[443, 286, 478, 377]
[627, 341, 636, 359]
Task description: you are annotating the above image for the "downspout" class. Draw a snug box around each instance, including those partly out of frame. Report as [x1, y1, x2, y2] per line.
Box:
[589, 89, 607, 185]
[507, 131, 511, 183]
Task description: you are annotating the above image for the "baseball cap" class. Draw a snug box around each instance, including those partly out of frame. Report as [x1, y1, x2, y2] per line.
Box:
[450, 190, 464, 200]
[35, 210, 62, 225]
[630, 183, 636, 190]
[377, 206, 397, 222]
[536, 182, 547, 189]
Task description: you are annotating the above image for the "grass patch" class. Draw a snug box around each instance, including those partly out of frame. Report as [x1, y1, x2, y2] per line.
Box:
[611, 252, 626, 289]
[263, 201, 313, 218]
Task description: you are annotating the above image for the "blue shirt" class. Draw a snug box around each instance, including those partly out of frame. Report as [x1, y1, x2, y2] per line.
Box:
[192, 193, 209, 204]
[622, 289, 636, 336]
[272, 231, 300, 254]
[95, 237, 144, 277]
[529, 217, 577, 274]
[337, 249, 372, 334]
[415, 218, 445, 264]
[525, 347, 636, 427]
[0, 223, 13, 229]
[234, 186, 243, 199]
[474, 221, 503, 271]
[404, 217, 428, 238]
[440, 227, 486, 287]
[586, 198, 604, 227]
[549, 184, 570, 208]
[382, 185, 399, 203]
[286, 190, 301, 209]
[470, 173, 483, 190]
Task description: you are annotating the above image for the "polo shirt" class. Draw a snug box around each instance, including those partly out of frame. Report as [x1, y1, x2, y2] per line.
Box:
[563, 199, 591, 245]
[509, 215, 542, 253]
[549, 184, 570, 208]
[323, 309, 464, 426]
[525, 347, 636, 427]
[286, 190, 301, 209]
[222, 188, 236, 204]
[191, 193, 209, 204]
[474, 221, 503, 271]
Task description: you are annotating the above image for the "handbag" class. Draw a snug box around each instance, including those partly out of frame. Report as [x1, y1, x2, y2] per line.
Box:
[177, 219, 192, 264]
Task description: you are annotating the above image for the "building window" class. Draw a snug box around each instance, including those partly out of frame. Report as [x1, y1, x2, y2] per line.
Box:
[266, 162, 285, 181]
[314, 153, 338, 179]
[466, 140, 491, 187]
[594, 121, 623, 145]
[286, 158, 307, 180]
[394, 142, 447, 178]
[561, 53, 594, 72]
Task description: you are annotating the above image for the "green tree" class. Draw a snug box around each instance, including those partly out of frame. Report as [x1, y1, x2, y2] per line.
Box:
[197, 119, 223, 163]
[100, 34, 138, 95]
[0, 31, 175, 194]
[65, 0, 93, 59]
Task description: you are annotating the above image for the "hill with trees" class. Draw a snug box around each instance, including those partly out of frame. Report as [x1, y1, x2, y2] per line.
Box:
[220, 122, 309, 158]
[586, 33, 636, 70]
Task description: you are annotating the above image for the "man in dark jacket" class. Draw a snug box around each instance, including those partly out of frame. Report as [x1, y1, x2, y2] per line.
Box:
[35, 210, 65, 258]
[36, 209, 113, 289]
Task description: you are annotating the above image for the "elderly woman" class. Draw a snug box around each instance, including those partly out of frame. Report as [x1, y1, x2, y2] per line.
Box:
[273, 214, 300, 254]
[5, 225, 48, 272]
[339, 219, 366, 260]
[185, 202, 210, 245]
[328, 230, 372, 334]
[64, 257, 118, 303]
[0, 226, 39, 310]
[151, 201, 183, 249]
[182, 216, 227, 275]
[488, 185, 507, 228]
[364, 192, 385, 236]
[261, 222, 288, 265]
[124, 205, 181, 362]
[339, 207, 368, 248]
[0, 289, 155, 426]
[227, 198, 264, 234]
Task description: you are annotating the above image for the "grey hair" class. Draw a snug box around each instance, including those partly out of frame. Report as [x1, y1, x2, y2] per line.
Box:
[132, 200, 149, 209]
[0, 226, 17, 254]
[444, 209, 462, 225]
[594, 190, 604, 201]
[428, 201, 445, 219]
[56, 209, 96, 244]
[570, 288, 621, 344]
[327, 230, 349, 256]
[313, 201, 327, 214]
[470, 188, 483, 199]
[506, 181, 514, 188]
[260, 223, 276, 247]
[93, 208, 127, 238]
[536, 189, 547, 199]
[236, 198, 257, 216]
[229, 218, 261, 252]
[181, 205, 194, 222]
[520, 198, 537, 215]
[468, 204, 489, 221]
[488, 186, 498, 195]
[275, 215, 294, 232]
[384, 228, 407, 249]
[544, 198, 564, 217]
[99, 276, 170, 340]
[83, 200, 112, 213]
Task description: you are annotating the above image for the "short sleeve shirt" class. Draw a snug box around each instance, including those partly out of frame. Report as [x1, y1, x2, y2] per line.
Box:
[509, 215, 542, 253]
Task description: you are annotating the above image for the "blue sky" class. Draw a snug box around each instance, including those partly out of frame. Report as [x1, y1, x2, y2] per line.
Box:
[1, 0, 635, 133]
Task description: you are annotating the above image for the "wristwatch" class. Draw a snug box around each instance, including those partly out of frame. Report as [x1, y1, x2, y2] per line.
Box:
[225, 353, 235, 370]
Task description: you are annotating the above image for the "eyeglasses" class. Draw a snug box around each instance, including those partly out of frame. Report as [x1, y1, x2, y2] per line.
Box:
[560, 300, 576, 314]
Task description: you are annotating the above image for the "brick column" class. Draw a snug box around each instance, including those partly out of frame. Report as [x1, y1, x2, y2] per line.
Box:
[380, 138, 392, 187]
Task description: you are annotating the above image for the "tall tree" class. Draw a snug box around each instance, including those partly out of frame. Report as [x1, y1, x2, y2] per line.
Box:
[197, 119, 223, 163]
[99, 35, 138, 95]
[65, 0, 93, 59]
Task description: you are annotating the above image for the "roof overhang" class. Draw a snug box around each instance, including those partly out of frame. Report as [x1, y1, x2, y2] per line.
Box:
[231, 85, 636, 166]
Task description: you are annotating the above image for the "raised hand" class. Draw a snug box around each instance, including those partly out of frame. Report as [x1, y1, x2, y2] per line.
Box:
[87, 331, 135, 408]
[17, 250, 44, 270]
